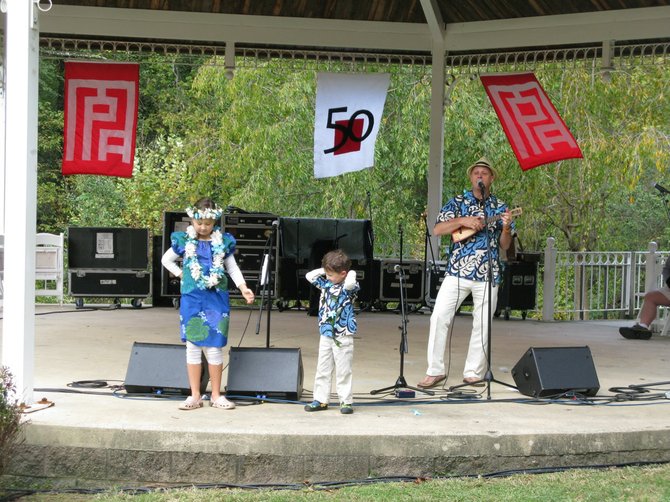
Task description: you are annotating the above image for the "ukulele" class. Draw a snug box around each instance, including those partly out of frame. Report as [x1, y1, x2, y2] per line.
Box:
[451, 207, 522, 243]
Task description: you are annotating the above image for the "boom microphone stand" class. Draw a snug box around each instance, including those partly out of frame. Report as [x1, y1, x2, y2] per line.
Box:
[371, 265, 434, 396]
[448, 183, 517, 399]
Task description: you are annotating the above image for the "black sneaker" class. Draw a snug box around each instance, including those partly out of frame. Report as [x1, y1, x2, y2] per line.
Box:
[340, 403, 354, 415]
[304, 400, 328, 412]
[619, 324, 652, 340]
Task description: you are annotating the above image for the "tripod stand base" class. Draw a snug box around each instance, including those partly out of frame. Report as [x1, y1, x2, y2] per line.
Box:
[448, 371, 517, 399]
[371, 376, 434, 396]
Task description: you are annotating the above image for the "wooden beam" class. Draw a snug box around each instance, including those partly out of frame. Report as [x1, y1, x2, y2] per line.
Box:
[39, 5, 670, 55]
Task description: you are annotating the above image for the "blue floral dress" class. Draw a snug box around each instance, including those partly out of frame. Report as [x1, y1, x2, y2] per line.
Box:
[170, 229, 237, 348]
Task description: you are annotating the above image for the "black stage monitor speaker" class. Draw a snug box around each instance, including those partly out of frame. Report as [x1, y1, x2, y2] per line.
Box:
[226, 347, 303, 400]
[124, 342, 209, 396]
[512, 346, 600, 398]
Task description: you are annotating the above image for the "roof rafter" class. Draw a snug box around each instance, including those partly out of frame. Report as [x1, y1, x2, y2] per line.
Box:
[39, 5, 670, 56]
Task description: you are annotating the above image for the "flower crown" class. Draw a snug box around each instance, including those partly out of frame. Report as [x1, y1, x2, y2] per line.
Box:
[185, 205, 223, 220]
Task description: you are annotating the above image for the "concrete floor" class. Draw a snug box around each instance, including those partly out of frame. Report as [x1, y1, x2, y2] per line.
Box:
[3, 304, 670, 487]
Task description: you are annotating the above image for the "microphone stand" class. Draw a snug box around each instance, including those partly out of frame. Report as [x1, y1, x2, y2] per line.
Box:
[294, 219, 303, 310]
[448, 183, 517, 399]
[371, 265, 433, 396]
[366, 190, 375, 250]
[422, 211, 440, 309]
[423, 212, 438, 277]
[255, 222, 277, 348]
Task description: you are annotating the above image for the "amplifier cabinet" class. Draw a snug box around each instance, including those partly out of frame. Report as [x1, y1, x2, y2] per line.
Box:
[498, 260, 538, 311]
[151, 236, 174, 307]
[277, 258, 378, 305]
[276, 257, 311, 302]
[224, 213, 277, 228]
[223, 212, 278, 298]
[423, 261, 475, 310]
[425, 261, 447, 307]
[495, 260, 538, 319]
[224, 216, 276, 247]
[354, 259, 378, 303]
[379, 259, 424, 303]
[69, 269, 151, 298]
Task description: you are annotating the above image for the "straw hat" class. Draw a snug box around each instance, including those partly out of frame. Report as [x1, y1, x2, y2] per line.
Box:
[466, 157, 497, 178]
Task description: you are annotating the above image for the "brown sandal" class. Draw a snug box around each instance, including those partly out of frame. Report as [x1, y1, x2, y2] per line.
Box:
[417, 374, 446, 388]
[462, 377, 485, 387]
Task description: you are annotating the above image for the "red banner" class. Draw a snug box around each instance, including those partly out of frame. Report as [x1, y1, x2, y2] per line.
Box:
[62, 62, 139, 177]
[480, 73, 582, 171]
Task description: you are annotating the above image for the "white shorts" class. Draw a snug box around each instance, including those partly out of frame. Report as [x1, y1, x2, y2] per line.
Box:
[185, 341, 223, 365]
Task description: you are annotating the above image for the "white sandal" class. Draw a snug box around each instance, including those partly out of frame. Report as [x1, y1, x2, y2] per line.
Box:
[178, 396, 203, 410]
[210, 396, 235, 410]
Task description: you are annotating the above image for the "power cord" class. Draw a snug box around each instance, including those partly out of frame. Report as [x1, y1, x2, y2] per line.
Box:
[34, 380, 670, 407]
[2, 459, 667, 501]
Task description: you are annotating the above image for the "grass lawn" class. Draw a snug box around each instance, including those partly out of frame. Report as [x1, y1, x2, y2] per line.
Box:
[3, 463, 669, 501]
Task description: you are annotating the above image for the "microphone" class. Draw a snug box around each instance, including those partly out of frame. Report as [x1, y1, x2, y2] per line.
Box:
[652, 182, 670, 195]
[477, 179, 486, 192]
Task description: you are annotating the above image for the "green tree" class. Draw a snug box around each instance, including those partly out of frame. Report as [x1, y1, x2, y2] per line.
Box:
[36, 52, 670, 256]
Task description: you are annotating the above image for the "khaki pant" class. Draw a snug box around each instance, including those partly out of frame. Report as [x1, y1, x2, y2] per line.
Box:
[312, 335, 354, 405]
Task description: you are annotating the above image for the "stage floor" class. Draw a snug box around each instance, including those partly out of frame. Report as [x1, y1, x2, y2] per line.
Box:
[3, 304, 670, 487]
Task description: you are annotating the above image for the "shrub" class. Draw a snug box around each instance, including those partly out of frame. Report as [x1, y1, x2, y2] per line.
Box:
[0, 366, 24, 476]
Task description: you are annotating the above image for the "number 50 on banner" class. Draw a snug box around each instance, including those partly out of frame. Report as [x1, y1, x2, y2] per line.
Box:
[313, 73, 390, 179]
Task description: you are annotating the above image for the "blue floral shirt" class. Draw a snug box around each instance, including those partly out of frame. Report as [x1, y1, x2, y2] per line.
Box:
[439, 190, 514, 285]
[307, 273, 360, 340]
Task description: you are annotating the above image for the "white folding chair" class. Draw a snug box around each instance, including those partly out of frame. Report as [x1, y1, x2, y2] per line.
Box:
[35, 232, 64, 305]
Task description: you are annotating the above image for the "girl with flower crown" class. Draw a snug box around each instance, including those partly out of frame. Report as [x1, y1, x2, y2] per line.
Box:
[161, 197, 255, 410]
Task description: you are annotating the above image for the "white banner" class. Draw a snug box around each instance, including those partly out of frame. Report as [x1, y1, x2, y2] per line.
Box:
[313, 72, 390, 178]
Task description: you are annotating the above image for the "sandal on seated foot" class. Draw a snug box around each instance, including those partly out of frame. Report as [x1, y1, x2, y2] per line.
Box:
[178, 396, 203, 410]
[210, 396, 235, 410]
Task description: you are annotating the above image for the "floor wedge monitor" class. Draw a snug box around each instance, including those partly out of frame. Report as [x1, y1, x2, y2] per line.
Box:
[226, 347, 303, 400]
[512, 346, 600, 398]
[124, 342, 208, 396]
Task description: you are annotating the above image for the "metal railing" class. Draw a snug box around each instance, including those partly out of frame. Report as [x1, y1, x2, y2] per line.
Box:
[541, 238, 668, 322]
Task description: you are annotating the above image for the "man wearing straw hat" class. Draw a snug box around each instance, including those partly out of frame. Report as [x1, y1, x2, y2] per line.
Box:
[418, 157, 515, 389]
